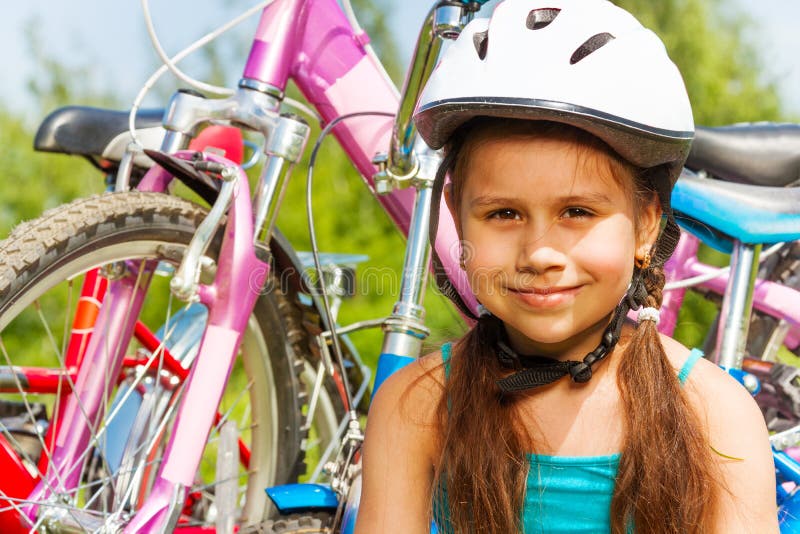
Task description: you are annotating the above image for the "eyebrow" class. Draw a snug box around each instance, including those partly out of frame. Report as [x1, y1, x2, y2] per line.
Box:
[559, 192, 614, 205]
[469, 195, 520, 208]
[469, 192, 613, 208]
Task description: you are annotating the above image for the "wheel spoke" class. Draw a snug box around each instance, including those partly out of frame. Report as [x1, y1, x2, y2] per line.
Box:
[0, 193, 316, 530]
[0, 338, 71, 496]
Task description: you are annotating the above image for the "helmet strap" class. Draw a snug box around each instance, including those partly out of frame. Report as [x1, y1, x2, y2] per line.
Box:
[495, 269, 646, 393]
[429, 149, 480, 321]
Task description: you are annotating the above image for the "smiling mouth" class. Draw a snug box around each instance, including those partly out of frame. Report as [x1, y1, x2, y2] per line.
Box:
[512, 286, 578, 295]
[507, 285, 582, 308]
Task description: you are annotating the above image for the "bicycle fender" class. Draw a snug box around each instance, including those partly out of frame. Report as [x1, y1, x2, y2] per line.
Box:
[265, 483, 338, 513]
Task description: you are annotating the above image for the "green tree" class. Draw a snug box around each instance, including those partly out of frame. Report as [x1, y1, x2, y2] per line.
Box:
[616, 0, 784, 124]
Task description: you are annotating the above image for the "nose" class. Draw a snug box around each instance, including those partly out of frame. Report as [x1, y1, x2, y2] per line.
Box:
[516, 226, 567, 275]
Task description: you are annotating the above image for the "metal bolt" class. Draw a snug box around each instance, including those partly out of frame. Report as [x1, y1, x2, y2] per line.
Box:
[100, 261, 127, 280]
[221, 166, 237, 182]
[374, 175, 393, 195]
[742, 373, 760, 393]
[323, 461, 338, 476]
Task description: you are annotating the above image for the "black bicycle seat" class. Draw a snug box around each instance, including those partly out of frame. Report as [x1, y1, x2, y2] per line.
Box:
[34, 106, 165, 159]
[686, 123, 800, 187]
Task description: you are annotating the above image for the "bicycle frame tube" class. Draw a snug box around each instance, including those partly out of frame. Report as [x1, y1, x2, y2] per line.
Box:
[243, 0, 472, 308]
[661, 232, 800, 350]
[123, 154, 266, 533]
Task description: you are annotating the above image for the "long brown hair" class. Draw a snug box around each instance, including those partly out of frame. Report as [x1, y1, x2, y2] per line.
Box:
[433, 118, 719, 533]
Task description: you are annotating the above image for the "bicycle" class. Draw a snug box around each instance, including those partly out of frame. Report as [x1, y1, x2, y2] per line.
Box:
[0, 1, 799, 533]
[659, 123, 800, 432]
[0, 0, 423, 529]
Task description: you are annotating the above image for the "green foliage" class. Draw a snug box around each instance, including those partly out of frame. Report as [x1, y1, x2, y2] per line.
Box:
[615, 0, 784, 124]
[0, 111, 105, 236]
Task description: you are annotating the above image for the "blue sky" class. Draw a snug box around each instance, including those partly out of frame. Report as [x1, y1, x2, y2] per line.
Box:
[1, 1, 797, 118]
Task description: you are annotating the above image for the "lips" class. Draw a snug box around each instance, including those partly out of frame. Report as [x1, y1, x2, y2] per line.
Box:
[508, 285, 583, 309]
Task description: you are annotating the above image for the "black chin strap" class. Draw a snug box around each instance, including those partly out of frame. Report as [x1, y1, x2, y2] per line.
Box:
[495, 270, 648, 393]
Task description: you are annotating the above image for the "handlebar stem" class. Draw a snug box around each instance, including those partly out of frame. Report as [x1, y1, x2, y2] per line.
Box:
[388, 2, 466, 178]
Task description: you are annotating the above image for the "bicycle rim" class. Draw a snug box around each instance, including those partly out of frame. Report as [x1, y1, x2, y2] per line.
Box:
[0, 193, 309, 531]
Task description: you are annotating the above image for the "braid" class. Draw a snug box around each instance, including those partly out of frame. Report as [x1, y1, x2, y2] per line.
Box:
[642, 266, 666, 308]
[610, 264, 719, 533]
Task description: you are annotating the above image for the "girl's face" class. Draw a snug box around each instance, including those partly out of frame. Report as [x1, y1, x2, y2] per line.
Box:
[448, 133, 662, 360]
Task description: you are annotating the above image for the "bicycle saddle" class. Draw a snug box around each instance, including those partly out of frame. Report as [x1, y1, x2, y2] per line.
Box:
[686, 123, 800, 187]
[672, 171, 800, 250]
[34, 106, 165, 163]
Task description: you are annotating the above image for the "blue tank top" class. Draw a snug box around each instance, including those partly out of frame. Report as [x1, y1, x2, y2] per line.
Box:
[436, 342, 703, 533]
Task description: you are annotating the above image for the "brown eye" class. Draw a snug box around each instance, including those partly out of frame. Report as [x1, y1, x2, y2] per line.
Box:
[490, 209, 520, 220]
[562, 207, 592, 219]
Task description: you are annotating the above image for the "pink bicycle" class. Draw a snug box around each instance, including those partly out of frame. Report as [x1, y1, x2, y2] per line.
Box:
[1, 0, 800, 532]
[0, 0, 467, 530]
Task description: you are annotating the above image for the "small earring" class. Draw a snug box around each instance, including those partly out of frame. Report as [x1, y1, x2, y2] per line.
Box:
[634, 250, 651, 270]
[459, 251, 467, 270]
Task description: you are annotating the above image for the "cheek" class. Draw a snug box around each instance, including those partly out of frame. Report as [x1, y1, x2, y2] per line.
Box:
[459, 219, 509, 264]
[459, 220, 513, 294]
[574, 219, 637, 278]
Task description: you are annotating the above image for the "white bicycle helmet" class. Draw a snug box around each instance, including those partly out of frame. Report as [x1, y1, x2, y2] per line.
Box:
[418, 0, 695, 390]
[415, 0, 694, 185]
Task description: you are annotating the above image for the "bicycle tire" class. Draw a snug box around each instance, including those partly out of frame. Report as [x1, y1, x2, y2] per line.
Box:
[0, 192, 318, 530]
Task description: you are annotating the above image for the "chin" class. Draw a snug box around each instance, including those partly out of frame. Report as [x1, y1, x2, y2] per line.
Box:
[503, 314, 608, 353]
[506, 322, 579, 347]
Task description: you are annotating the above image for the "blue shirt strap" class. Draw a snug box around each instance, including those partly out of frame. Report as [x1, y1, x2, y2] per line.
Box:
[442, 342, 453, 380]
[678, 348, 704, 385]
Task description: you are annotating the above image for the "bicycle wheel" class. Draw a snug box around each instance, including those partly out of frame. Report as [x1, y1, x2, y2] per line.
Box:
[0, 192, 325, 531]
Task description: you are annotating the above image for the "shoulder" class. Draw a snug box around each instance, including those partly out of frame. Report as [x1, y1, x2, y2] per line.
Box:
[660, 336, 761, 426]
[369, 349, 446, 418]
[659, 334, 764, 438]
[356, 349, 448, 533]
[366, 349, 447, 455]
[659, 335, 777, 531]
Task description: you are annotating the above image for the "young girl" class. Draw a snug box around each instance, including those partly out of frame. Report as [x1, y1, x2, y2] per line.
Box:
[357, 0, 777, 532]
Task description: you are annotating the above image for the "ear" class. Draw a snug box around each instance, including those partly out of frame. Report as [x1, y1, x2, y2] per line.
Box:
[636, 193, 662, 259]
[443, 183, 462, 237]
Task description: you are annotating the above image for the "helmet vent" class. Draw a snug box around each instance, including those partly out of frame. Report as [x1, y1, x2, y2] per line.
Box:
[570, 32, 615, 64]
[526, 8, 560, 30]
[473, 30, 489, 60]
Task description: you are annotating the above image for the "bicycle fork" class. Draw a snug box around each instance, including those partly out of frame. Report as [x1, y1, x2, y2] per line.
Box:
[29, 117, 309, 532]
[123, 122, 309, 531]
[266, 143, 444, 528]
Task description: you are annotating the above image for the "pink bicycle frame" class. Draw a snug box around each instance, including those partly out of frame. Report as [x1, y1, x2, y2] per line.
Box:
[24, 0, 465, 531]
[661, 232, 800, 349]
